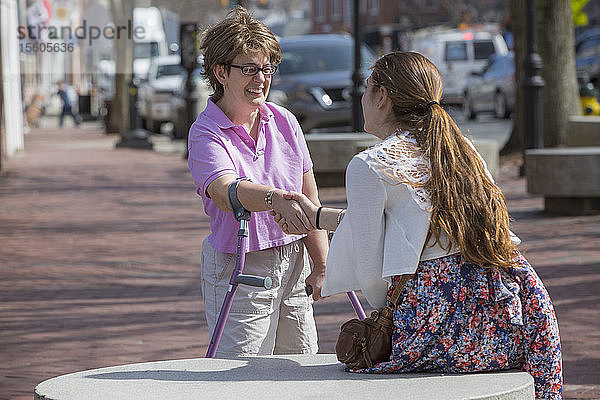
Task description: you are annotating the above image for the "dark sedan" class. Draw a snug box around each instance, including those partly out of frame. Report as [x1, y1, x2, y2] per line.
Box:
[463, 52, 515, 120]
[268, 34, 375, 132]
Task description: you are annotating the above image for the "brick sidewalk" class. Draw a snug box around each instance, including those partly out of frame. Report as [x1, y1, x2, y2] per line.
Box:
[1, 125, 598, 399]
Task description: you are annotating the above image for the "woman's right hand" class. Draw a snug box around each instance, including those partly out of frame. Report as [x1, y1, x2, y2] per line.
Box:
[271, 191, 318, 234]
[270, 190, 314, 234]
[284, 191, 318, 220]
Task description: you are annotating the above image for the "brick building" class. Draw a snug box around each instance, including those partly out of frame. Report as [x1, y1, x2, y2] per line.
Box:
[310, 0, 508, 54]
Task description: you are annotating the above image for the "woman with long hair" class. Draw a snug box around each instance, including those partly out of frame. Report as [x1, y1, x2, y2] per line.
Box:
[275, 52, 562, 399]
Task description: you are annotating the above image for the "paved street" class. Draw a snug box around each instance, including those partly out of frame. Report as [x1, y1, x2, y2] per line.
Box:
[450, 107, 512, 146]
[0, 122, 599, 399]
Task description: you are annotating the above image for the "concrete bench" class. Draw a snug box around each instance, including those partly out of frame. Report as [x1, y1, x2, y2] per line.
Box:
[306, 133, 499, 187]
[34, 354, 534, 400]
[306, 133, 379, 187]
[471, 138, 499, 179]
[567, 116, 600, 147]
[526, 147, 600, 214]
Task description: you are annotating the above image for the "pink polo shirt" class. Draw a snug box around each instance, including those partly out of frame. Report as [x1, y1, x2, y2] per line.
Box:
[187, 98, 313, 254]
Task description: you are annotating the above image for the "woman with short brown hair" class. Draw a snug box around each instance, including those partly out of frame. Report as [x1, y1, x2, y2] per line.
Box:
[188, 7, 328, 357]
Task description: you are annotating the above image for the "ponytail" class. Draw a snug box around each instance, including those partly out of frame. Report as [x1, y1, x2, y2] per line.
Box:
[371, 52, 517, 268]
[419, 105, 516, 268]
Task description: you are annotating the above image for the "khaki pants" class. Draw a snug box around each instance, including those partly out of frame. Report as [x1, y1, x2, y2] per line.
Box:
[201, 238, 319, 356]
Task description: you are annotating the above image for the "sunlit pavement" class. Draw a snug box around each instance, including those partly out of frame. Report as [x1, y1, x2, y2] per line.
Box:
[0, 122, 598, 399]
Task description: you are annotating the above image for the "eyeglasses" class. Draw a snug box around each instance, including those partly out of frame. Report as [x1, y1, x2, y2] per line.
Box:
[226, 64, 278, 76]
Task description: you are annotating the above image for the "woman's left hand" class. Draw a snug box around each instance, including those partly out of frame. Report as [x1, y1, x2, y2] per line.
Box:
[305, 267, 326, 301]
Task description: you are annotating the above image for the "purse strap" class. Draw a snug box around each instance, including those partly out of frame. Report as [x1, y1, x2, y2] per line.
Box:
[386, 274, 412, 309]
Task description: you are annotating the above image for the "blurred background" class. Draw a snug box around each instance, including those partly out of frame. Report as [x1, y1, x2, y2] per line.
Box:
[2, 0, 599, 162]
[2, 3, 600, 399]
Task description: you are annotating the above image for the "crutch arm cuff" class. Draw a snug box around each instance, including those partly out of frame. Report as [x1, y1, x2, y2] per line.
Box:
[228, 177, 252, 221]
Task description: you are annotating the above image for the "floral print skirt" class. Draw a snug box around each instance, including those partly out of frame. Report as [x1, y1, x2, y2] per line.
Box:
[349, 251, 562, 400]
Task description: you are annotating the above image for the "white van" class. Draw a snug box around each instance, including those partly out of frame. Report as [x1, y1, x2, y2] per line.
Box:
[409, 27, 509, 104]
[97, 7, 168, 87]
[132, 7, 169, 80]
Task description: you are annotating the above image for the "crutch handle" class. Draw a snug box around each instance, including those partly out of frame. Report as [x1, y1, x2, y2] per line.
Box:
[235, 274, 272, 289]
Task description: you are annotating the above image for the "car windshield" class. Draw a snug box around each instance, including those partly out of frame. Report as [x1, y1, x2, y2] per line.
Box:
[156, 64, 185, 79]
[577, 36, 600, 58]
[278, 43, 374, 75]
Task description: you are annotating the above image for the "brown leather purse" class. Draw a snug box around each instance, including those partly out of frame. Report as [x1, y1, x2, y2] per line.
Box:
[335, 275, 411, 369]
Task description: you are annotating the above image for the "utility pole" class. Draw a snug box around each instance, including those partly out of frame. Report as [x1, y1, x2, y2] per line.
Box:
[179, 22, 200, 159]
[111, 0, 153, 149]
[523, 0, 544, 151]
[351, 0, 364, 132]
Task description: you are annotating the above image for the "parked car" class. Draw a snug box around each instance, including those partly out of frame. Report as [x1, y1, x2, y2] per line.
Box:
[409, 26, 509, 104]
[575, 26, 600, 86]
[579, 79, 600, 116]
[137, 55, 186, 132]
[267, 34, 376, 132]
[462, 52, 515, 120]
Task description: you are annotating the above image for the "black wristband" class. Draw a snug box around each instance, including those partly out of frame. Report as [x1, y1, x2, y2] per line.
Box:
[315, 206, 324, 230]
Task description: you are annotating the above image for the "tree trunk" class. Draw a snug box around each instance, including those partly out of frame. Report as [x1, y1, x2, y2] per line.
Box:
[0, 30, 4, 172]
[502, 0, 580, 153]
[537, 0, 580, 147]
[109, 0, 134, 134]
[501, 0, 526, 155]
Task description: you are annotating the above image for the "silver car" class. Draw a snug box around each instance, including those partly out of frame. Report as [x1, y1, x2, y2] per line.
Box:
[137, 55, 186, 132]
[463, 52, 515, 119]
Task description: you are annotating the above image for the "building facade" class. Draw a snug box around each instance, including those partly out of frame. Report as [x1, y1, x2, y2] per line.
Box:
[311, 0, 509, 54]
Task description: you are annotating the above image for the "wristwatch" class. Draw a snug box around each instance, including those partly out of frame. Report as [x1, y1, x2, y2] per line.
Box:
[265, 188, 277, 209]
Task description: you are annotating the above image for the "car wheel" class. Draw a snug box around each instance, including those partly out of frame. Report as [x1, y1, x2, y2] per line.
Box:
[151, 120, 162, 133]
[463, 92, 476, 120]
[494, 92, 509, 119]
[173, 122, 186, 139]
[145, 116, 156, 132]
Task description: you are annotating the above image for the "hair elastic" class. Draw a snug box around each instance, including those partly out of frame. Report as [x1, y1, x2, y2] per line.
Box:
[427, 100, 439, 108]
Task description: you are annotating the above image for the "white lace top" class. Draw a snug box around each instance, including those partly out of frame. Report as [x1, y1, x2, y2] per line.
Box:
[321, 131, 519, 309]
[368, 130, 432, 211]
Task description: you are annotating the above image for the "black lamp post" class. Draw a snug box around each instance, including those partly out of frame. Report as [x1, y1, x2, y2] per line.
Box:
[352, 0, 364, 132]
[180, 23, 200, 159]
[115, 77, 153, 150]
[523, 0, 544, 152]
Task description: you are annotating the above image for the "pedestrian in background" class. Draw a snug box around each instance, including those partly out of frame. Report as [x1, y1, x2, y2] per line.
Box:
[275, 51, 562, 399]
[56, 81, 81, 128]
[187, 7, 328, 357]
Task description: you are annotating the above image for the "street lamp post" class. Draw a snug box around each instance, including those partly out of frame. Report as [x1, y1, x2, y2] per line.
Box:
[115, 77, 153, 150]
[352, 0, 364, 132]
[180, 23, 200, 159]
[523, 0, 544, 151]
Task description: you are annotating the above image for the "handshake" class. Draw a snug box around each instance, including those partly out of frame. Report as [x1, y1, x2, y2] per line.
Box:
[269, 191, 321, 235]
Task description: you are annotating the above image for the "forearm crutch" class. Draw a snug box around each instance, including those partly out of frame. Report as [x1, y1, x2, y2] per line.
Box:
[305, 224, 367, 320]
[305, 284, 366, 320]
[206, 178, 272, 358]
